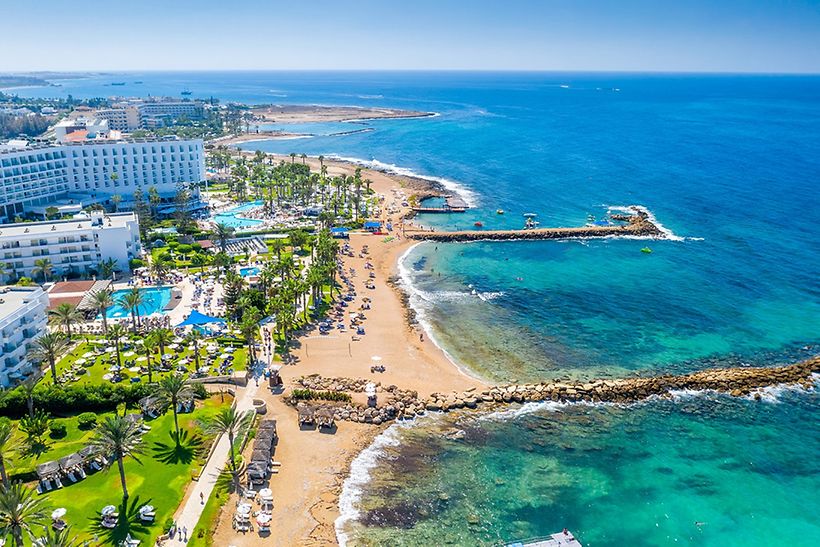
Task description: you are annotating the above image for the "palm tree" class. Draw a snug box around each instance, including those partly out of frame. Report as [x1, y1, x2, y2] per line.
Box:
[106, 324, 127, 370]
[212, 223, 235, 254]
[32, 525, 81, 547]
[149, 327, 173, 359]
[48, 303, 82, 339]
[190, 253, 208, 273]
[27, 333, 69, 384]
[239, 308, 261, 365]
[201, 407, 247, 490]
[91, 415, 144, 500]
[97, 257, 118, 280]
[110, 193, 122, 213]
[88, 288, 114, 333]
[141, 336, 157, 383]
[0, 418, 17, 487]
[119, 288, 144, 333]
[0, 482, 48, 546]
[153, 376, 193, 444]
[186, 329, 203, 371]
[31, 258, 53, 283]
[0, 261, 7, 283]
[19, 377, 38, 419]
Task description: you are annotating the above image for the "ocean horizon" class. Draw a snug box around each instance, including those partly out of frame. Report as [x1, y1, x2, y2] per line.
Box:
[10, 71, 820, 545]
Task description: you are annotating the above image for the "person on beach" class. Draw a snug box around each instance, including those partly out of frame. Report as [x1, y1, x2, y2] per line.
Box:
[420, 332, 424, 342]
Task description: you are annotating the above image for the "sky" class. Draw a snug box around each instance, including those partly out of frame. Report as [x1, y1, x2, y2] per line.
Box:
[2, 0, 819, 73]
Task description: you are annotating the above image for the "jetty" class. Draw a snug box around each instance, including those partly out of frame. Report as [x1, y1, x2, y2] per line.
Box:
[411, 195, 469, 214]
[405, 207, 663, 242]
[507, 531, 582, 547]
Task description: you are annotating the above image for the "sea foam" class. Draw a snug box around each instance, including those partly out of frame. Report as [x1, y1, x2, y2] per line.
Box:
[327, 155, 479, 207]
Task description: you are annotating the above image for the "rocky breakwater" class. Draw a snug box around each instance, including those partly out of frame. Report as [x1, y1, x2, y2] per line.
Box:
[406, 206, 664, 242]
[291, 358, 819, 425]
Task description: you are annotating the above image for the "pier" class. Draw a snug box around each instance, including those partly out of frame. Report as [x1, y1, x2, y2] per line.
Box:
[405, 207, 663, 242]
[411, 195, 470, 214]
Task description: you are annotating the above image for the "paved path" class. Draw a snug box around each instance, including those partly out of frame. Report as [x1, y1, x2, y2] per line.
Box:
[172, 373, 263, 540]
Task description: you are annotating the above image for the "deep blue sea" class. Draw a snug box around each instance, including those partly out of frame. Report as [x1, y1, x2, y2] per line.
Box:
[11, 72, 820, 545]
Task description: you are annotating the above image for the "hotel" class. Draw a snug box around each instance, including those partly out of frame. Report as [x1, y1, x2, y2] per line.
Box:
[0, 210, 141, 280]
[0, 137, 205, 221]
[0, 285, 49, 386]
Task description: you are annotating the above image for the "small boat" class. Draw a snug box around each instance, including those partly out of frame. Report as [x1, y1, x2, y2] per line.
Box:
[134, 81, 143, 84]
[641, 247, 653, 254]
[523, 212, 538, 218]
[181, 89, 193, 95]
[110, 82, 126, 86]
[474, 221, 484, 228]
[496, 209, 505, 215]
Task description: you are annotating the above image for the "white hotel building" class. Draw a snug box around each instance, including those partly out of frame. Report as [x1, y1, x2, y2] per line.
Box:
[0, 285, 49, 386]
[0, 211, 141, 280]
[0, 137, 205, 221]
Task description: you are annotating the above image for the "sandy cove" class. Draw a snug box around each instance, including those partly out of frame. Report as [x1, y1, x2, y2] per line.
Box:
[210, 156, 485, 546]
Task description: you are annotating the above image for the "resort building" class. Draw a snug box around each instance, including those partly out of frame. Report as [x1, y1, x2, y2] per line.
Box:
[96, 100, 205, 131]
[0, 285, 49, 386]
[0, 211, 141, 279]
[54, 117, 111, 142]
[0, 137, 205, 221]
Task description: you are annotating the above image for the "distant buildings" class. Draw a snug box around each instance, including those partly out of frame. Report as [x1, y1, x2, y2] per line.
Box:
[96, 99, 206, 131]
[0, 137, 205, 221]
[0, 211, 141, 279]
[54, 117, 111, 142]
[0, 285, 48, 386]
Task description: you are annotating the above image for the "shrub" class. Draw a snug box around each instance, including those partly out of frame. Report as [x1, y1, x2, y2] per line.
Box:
[129, 258, 146, 270]
[77, 412, 97, 429]
[290, 388, 351, 403]
[191, 382, 208, 399]
[0, 383, 153, 419]
[49, 422, 67, 438]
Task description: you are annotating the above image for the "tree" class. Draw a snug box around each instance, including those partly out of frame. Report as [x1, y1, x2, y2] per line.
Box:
[88, 288, 114, 334]
[31, 258, 53, 283]
[27, 333, 69, 384]
[212, 252, 232, 273]
[201, 407, 247, 491]
[0, 482, 48, 547]
[119, 288, 144, 333]
[110, 193, 122, 213]
[97, 257, 118, 280]
[186, 329, 203, 371]
[48, 303, 81, 339]
[18, 410, 50, 451]
[150, 327, 173, 359]
[19, 377, 38, 419]
[153, 376, 193, 445]
[212, 223, 235, 254]
[239, 307, 261, 365]
[141, 336, 157, 384]
[91, 415, 145, 500]
[0, 261, 7, 283]
[0, 418, 17, 487]
[32, 525, 81, 547]
[106, 324, 127, 370]
[45, 206, 60, 220]
[190, 253, 208, 273]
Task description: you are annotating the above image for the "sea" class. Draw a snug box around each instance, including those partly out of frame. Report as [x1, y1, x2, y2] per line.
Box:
[9, 71, 820, 545]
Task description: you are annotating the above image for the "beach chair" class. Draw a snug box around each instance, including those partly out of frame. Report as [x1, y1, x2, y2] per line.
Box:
[66, 471, 77, 483]
[54, 477, 63, 488]
[125, 533, 140, 546]
[90, 460, 102, 471]
[77, 467, 87, 479]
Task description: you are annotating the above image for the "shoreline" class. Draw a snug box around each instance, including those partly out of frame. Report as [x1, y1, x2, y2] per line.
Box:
[209, 154, 486, 546]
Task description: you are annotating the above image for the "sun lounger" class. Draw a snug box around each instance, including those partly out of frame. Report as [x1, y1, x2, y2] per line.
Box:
[90, 461, 102, 471]
[125, 533, 140, 546]
[77, 467, 87, 479]
[55, 477, 63, 488]
[66, 472, 77, 483]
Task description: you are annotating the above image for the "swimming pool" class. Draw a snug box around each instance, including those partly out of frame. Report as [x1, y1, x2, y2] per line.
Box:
[239, 267, 260, 277]
[212, 200, 265, 229]
[105, 287, 173, 318]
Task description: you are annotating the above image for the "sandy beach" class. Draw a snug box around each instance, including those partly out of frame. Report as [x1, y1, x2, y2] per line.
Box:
[209, 155, 484, 546]
[249, 104, 434, 124]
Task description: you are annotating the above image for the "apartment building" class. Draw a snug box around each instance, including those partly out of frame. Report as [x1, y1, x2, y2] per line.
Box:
[0, 285, 49, 386]
[96, 100, 205, 131]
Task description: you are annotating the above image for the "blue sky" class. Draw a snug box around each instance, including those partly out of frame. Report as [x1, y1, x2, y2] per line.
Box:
[2, 0, 819, 73]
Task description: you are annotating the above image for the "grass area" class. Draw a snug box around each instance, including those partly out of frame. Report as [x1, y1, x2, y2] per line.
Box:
[32, 395, 232, 545]
[53, 337, 249, 386]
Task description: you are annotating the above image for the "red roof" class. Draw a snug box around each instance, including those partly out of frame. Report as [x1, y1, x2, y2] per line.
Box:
[48, 296, 84, 310]
[49, 281, 97, 294]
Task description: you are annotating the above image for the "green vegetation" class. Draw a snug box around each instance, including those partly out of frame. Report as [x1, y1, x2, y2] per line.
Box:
[290, 388, 352, 403]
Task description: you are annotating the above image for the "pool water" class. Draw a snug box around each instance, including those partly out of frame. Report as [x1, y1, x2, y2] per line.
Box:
[212, 200, 265, 229]
[106, 287, 173, 318]
[240, 267, 260, 277]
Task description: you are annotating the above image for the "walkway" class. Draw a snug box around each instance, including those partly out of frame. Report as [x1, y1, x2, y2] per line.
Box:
[172, 371, 263, 538]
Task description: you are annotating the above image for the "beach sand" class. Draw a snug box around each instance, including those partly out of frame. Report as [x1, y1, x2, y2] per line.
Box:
[209, 156, 484, 546]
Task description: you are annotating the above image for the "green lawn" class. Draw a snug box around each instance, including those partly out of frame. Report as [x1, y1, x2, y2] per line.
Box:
[53, 338, 249, 386]
[30, 395, 231, 545]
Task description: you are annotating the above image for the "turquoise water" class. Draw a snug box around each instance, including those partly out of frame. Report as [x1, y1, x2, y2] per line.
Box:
[253, 121, 369, 136]
[212, 200, 264, 229]
[107, 287, 172, 318]
[239, 266, 260, 277]
[17, 72, 820, 546]
[341, 386, 820, 546]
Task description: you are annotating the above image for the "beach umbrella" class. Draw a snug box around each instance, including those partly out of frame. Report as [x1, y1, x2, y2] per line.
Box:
[371, 356, 382, 362]
[75, 358, 86, 365]
[51, 508, 67, 519]
[256, 513, 272, 525]
[236, 503, 252, 515]
[136, 356, 147, 362]
[102, 373, 113, 381]
[83, 351, 95, 357]
[258, 488, 273, 498]
[105, 347, 116, 353]
[101, 505, 116, 516]
[365, 382, 377, 397]
[219, 353, 230, 359]
[128, 367, 141, 373]
[139, 505, 154, 514]
[123, 351, 136, 357]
